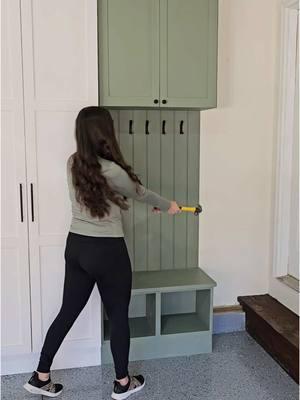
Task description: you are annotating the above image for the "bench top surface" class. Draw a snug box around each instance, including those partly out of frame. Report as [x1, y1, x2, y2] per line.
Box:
[132, 268, 216, 291]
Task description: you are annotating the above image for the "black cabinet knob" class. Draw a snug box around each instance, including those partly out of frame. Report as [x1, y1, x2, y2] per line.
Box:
[162, 99, 167, 104]
[154, 99, 159, 104]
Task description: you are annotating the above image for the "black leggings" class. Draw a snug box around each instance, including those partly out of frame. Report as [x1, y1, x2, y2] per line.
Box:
[37, 232, 132, 380]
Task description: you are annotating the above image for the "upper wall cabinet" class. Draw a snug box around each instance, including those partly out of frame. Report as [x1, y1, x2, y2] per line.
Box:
[98, 0, 218, 109]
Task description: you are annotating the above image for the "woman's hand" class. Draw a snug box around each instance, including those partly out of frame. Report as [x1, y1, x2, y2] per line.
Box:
[168, 201, 181, 215]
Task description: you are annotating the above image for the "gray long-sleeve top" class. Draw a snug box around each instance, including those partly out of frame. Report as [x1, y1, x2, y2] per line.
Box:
[67, 155, 171, 237]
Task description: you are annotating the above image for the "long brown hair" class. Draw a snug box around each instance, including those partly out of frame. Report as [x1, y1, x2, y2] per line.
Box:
[71, 106, 141, 219]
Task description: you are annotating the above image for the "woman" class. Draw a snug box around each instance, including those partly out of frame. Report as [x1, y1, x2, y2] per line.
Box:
[24, 106, 180, 399]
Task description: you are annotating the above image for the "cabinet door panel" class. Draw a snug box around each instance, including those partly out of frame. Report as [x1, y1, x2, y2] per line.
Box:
[1, 0, 31, 357]
[160, 0, 218, 108]
[99, 0, 160, 107]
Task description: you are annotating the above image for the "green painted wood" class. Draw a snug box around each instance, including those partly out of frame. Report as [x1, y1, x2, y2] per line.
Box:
[160, 111, 175, 269]
[161, 289, 210, 333]
[161, 290, 195, 315]
[102, 274, 215, 361]
[133, 110, 148, 271]
[159, 0, 218, 108]
[110, 110, 120, 141]
[113, 110, 200, 272]
[187, 112, 200, 268]
[104, 317, 155, 340]
[146, 110, 161, 271]
[104, 293, 156, 338]
[132, 268, 216, 293]
[99, 0, 160, 107]
[146, 293, 156, 332]
[155, 292, 161, 336]
[174, 111, 188, 269]
[119, 111, 134, 264]
[101, 328, 213, 363]
[161, 313, 209, 335]
[196, 290, 211, 329]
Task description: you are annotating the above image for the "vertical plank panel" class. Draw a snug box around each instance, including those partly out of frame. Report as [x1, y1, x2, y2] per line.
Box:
[174, 111, 188, 269]
[160, 110, 174, 269]
[133, 110, 148, 271]
[109, 109, 120, 141]
[119, 110, 134, 266]
[147, 110, 161, 270]
[187, 111, 200, 268]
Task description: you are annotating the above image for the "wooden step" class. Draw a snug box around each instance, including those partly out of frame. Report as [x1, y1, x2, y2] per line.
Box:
[238, 294, 299, 383]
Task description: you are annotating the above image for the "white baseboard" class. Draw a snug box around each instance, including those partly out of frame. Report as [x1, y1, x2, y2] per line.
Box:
[1, 346, 101, 376]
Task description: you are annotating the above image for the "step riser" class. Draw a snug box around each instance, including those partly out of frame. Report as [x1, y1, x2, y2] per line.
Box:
[245, 308, 299, 383]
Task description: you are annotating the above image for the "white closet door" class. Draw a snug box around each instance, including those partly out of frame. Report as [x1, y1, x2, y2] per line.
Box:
[20, 0, 101, 369]
[1, 0, 31, 357]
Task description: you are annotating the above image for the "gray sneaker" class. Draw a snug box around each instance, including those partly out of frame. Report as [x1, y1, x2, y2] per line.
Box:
[111, 375, 145, 399]
[23, 371, 63, 397]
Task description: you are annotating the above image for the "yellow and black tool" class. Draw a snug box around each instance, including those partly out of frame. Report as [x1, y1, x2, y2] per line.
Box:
[179, 204, 202, 216]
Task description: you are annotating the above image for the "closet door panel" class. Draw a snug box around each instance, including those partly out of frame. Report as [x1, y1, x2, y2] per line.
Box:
[21, 0, 101, 368]
[1, 0, 31, 357]
[31, 0, 90, 101]
[34, 111, 75, 235]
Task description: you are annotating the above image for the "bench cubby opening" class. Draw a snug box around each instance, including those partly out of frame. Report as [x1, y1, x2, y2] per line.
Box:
[103, 293, 156, 340]
[161, 289, 211, 335]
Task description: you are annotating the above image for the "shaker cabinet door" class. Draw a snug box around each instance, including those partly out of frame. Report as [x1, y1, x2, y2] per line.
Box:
[99, 0, 160, 107]
[159, 0, 218, 108]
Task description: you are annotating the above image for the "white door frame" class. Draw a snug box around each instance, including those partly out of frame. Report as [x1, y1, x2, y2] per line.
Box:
[273, 0, 299, 284]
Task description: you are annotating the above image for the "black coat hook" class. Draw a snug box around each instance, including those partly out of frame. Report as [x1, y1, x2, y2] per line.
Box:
[180, 120, 184, 134]
[145, 120, 150, 135]
[129, 120, 133, 134]
[162, 120, 166, 135]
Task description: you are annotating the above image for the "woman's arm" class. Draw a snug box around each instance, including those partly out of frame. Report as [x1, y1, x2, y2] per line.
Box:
[105, 162, 172, 212]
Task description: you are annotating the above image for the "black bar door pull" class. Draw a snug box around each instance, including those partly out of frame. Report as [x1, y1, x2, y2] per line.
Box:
[30, 183, 35, 222]
[19, 183, 24, 222]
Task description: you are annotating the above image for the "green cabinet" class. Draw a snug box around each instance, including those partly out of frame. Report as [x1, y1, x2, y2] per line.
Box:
[99, 0, 218, 109]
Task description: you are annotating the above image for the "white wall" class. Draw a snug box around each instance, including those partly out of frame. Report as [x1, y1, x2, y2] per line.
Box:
[200, 0, 283, 307]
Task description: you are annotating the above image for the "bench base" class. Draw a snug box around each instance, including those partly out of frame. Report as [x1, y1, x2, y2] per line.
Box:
[101, 330, 212, 363]
[101, 268, 216, 362]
